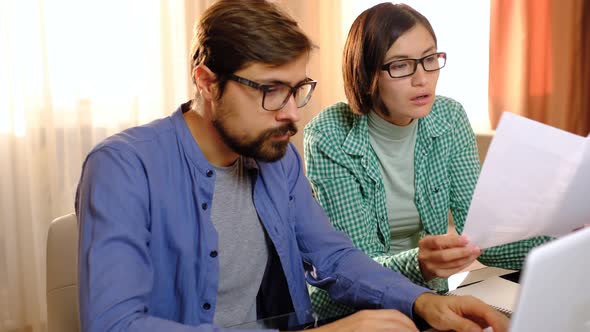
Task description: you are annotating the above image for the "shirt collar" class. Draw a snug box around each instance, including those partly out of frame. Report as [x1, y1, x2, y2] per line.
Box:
[341, 101, 451, 157]
[419, 102, 451, 138]
[342, 113, 369, 157]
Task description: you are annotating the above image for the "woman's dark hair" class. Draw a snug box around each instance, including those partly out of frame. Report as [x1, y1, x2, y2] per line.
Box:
[342, 3, 436, 114]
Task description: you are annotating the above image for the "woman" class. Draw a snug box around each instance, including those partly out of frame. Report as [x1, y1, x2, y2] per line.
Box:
[303, 2, 550, 317]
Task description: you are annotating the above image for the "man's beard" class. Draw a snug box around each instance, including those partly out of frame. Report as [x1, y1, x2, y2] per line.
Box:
[212, 117, 298, 162]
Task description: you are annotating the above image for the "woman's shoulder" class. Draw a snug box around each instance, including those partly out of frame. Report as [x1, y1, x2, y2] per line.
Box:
[424, 96, 475, 144]
[426, 95, 472, 128]
[304, 102, 360, 141]
[431, 95, 467, 118]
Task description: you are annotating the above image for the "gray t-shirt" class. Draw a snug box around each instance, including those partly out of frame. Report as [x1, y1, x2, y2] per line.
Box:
[368, 111, 423, 255]
[210, 157, 269, 327]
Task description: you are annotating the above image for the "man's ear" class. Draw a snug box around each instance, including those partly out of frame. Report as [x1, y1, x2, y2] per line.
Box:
[195, 64, 218, 101]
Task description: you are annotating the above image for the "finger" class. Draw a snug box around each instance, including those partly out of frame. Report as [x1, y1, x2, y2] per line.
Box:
[422, 245, 481, 264]
[458, 297, 510, 332]
[415, 294, 508, 332]
[427, 297, 485, 332]
[418, 255, 477, 279]
[384, 309, 419, 331]
[442, 296, 509, 332]
[419, 234, 469, 250]
[429, 262, 477, 279]
[367, 309, 418, 331]
[444, 312, 484, 332]
[428, 251, 481, 270]
[351, 310, 419, 332]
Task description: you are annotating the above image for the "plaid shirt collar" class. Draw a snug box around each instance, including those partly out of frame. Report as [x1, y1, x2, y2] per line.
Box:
[342, 106, 452, 157]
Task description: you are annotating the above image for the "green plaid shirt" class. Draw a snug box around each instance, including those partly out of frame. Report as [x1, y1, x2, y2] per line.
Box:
[303, 96, 551, 317]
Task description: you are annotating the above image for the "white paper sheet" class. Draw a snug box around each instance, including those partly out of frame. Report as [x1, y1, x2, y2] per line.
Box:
[463, 112, 590, 249]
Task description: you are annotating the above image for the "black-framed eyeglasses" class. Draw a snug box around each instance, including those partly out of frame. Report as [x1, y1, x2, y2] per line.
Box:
[381, 52, 447, 78]
[227, 74, 317, 112]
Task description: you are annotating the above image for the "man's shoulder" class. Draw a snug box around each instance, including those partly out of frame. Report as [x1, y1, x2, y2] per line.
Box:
[304, 102, 359, 142]
[91, 116, 176, 157]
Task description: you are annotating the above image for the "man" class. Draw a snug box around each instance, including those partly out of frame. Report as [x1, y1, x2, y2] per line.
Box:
[76, 0, 508, 331]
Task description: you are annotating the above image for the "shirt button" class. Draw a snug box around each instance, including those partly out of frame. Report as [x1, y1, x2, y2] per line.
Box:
[206, 170, 214, 177]
[202, 303, 211, 310]
[202, 203, 208, 210]
[210, 250, 218, 258]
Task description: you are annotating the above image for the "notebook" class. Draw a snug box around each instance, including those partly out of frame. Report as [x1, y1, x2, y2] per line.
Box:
[446, 274, 519, 317]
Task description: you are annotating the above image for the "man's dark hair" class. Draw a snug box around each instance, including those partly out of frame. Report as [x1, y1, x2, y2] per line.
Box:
[191, 0, 314, 99]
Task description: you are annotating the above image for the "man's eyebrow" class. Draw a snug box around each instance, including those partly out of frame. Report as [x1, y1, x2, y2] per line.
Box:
[258, 77, 311, 86]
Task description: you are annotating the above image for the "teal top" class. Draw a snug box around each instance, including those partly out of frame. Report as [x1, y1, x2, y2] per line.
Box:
[303, 95, 551, 317]
[367, 111, 422, 255]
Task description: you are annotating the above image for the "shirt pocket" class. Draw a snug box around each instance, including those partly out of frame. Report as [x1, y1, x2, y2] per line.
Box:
[428, 179, 450, 221]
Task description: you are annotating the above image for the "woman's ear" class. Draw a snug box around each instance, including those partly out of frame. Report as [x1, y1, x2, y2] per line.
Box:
[194, 64, 218, 101]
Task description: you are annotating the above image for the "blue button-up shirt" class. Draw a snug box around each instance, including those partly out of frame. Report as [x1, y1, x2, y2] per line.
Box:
[75, 103, 429, 332]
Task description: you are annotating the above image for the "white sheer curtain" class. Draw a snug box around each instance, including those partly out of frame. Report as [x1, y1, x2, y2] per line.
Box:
[0, 1, 191, 331]
[273, 0, 348, 155]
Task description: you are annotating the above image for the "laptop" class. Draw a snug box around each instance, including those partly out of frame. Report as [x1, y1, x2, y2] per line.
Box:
[426, 227, 590, 332]
[509, 226, 590, 331]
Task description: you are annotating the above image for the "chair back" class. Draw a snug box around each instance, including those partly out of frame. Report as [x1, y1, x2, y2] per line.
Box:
[46, 213, 80, 332]
[475, 131, 494, 164]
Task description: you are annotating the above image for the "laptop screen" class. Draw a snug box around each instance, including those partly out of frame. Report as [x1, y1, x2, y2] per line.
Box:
[509, 227, 590, 331]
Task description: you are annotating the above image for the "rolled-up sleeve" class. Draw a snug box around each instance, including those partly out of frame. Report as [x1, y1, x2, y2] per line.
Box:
[283, 145, 430, 319]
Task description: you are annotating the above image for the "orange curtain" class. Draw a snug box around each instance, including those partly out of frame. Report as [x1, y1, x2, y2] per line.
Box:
[580, 0, 590, 135]
[489, 0, 590, 136]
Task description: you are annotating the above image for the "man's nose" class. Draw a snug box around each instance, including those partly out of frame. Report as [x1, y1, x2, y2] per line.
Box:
[276, 95, 301, 123]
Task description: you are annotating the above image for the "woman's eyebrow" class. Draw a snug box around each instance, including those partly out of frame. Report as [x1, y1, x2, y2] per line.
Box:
[385, 45, 437, 62]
